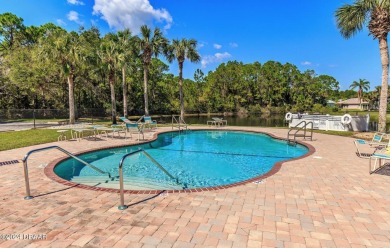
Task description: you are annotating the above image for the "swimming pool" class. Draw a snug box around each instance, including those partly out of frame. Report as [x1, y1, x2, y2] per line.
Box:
[53, 130, 309, 190]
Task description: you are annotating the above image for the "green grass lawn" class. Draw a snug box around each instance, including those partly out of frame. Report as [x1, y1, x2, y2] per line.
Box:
[0, 129, 60, 151]
[0, 128, 97, 151]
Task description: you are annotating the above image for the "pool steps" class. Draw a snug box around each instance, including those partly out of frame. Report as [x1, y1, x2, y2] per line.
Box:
[70, 175, 183, 190]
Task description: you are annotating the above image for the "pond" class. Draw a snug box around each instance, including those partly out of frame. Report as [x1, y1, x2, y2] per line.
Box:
[155, 114, 380, 131]
[157, 114, 288, 128]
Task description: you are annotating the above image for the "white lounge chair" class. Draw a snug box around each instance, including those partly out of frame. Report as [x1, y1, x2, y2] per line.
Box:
[369, 132, 385, 147]
[369, 147, 390, 173]
[212, 117, 227, 127]
[354, 139, 377, 158]
[125, 122, 144, 140]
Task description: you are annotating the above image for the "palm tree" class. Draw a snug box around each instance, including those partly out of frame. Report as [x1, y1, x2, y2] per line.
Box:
[135, 25, 169, 116]
[349, 79, 370, 109]
[117, 29, 137, 118]
[98, 34, 122, 124]
[336, 1, 390, 132]
[373, 85, 382, 109]
[39, 30, 80, 124]
[167, 38, 201, 121]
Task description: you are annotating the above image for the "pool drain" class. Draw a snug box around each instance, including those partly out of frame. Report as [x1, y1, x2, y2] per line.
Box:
[0, 160, 20, 166]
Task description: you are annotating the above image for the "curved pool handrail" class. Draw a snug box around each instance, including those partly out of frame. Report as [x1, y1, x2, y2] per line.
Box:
[118, 148, 183, 210]
[171, 115, 188, 131]
[22, 145, 111, 200]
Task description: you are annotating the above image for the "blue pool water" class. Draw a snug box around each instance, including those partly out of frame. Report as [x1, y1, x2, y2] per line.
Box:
[54, 131, 308, 189]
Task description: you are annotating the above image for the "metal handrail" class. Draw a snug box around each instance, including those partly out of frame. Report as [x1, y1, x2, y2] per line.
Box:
[22, 145, 111, 200]
[171, 115, 188, 130]
[287, 121, 313, 143]
[118, 149, 183, 210]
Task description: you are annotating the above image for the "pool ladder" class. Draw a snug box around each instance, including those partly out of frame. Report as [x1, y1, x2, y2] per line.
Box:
[287, 121, 313, 145]
[171, 115, 190, 131]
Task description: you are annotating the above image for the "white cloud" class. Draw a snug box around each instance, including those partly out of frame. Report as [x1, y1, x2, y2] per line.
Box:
[93, 0, 173, 33]
[229, 42, 238, 48]
[301, 61, 320, 67]
[198, 41, 207, 49]
[213, 43, 222, 49]
[67, 11, 83, 24]
[56, 19, 67, 26]
[67, 0, 85, 5]
[201, 52, 232, 68]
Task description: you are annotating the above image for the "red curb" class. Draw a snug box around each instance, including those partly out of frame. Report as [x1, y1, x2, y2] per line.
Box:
[44, 129, 316, 195]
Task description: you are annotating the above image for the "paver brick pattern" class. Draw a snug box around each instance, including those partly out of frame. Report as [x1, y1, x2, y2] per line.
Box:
[0, 126, 389, 247]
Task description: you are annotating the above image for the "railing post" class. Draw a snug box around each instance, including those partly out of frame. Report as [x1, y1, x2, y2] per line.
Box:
[22, 145, 110, 200]
[23, 159, 33, 200]
[118, 164, 127, 210]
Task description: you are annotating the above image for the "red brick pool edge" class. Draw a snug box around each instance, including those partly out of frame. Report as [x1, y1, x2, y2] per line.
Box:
[44, 129, 316, 194]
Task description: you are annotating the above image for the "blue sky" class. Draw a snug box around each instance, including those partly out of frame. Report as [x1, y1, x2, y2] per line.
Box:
[0, 0, 383, 90]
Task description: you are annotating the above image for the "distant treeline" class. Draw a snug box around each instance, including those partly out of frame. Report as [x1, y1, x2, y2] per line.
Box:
[0, 12, 375, 116]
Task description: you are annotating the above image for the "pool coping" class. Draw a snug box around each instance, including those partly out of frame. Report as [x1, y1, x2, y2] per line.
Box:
[44, 128, 316, 194]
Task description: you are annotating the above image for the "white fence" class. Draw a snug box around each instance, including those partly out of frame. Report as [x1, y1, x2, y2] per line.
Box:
[285, 113, 369, 132]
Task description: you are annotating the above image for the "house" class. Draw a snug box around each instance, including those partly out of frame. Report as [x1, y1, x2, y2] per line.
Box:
[326, 100, 336, 107]
[337, 98, 369, 110]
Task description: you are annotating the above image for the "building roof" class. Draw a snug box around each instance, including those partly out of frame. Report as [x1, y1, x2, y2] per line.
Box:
[337, 98, 368, 105]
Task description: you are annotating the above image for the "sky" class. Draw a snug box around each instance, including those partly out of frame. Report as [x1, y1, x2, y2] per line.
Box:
[0, 0, 384, 90]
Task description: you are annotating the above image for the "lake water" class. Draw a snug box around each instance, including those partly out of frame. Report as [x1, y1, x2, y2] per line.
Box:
[158, 114, 380, 131]
[158, 114, 288, 128]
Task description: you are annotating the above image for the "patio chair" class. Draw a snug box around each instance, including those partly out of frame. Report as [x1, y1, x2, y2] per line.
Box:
[207, 119, 218, 127]
[125, 122, 144, 140]
[354, 139, 377, 159]
[212, 117, 228, 127]
[369, 147, 390, 173]
[369, 132, 385, 147]
[110, 124, 127, 139]
[119, 116, 136, 125]
[143, 116, 157, 129]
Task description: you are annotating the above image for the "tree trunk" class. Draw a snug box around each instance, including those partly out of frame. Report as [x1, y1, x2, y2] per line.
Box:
[378, 37, 389, 133]
[109, 69, 117, 124]
[122, 66, 128, 117]
[179, 61, 184, 121]
[67, 74, 75, 124]
[143, 64, 149, 116]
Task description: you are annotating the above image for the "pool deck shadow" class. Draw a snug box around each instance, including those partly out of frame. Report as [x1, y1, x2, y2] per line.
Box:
[31, 184, 80, 199]
[126, 191, 167, 208]
[0, 126, 389, 247]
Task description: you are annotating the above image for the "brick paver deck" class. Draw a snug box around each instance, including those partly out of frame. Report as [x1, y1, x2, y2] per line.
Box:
[0, 126, 389, 247]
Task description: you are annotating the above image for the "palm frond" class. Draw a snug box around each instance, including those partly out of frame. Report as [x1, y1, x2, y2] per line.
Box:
[335, 1, 369, 38]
